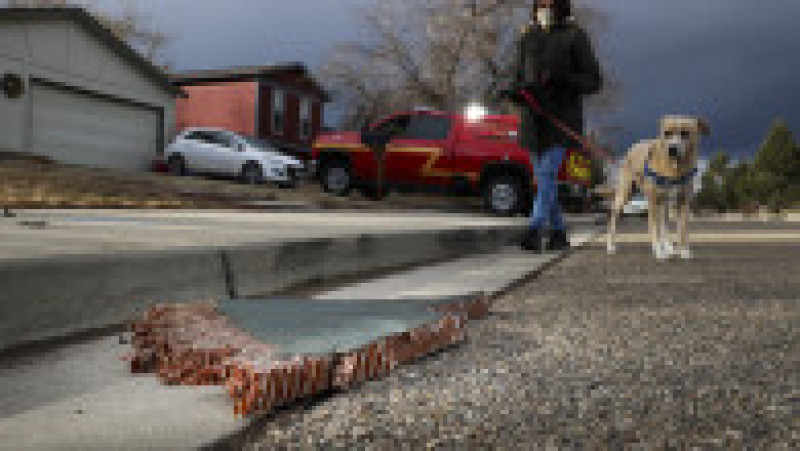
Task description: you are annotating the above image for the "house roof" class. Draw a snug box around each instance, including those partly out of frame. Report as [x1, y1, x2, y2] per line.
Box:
[172, 63, 330, 102]
[0, 7, 183, 97]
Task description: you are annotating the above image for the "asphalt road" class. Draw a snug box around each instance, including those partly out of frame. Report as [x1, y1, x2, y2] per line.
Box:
[243, 219, 799, 449]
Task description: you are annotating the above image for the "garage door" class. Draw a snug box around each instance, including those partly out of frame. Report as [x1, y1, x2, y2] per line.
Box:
[31, 82, 160, 171]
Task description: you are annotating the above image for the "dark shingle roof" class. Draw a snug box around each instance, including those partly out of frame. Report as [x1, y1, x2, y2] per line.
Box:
[171, 63, 306, 82]
[171, 63, 330, 102]
[0, 7, 183, 96]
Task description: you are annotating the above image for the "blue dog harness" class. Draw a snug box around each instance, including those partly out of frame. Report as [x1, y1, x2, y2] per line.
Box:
[644, 162, 698, 187]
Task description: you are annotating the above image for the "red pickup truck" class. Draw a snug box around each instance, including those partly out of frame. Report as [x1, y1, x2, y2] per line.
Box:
[310, 109, 592, 216]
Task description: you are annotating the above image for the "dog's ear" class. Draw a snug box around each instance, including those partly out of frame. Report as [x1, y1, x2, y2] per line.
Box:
[659, 117, 669, 136]
[696, 118, 711, 136]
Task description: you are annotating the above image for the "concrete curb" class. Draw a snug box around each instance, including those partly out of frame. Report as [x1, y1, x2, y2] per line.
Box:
[0, 226, 520, 353]
[210, 231, 602, 449]
[692, 212, 800, 222]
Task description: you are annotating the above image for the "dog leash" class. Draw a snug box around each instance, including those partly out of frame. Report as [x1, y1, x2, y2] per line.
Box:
[518, 89, 615, 162]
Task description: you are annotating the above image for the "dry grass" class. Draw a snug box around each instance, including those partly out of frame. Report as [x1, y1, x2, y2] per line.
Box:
[0, 153, 484, 211]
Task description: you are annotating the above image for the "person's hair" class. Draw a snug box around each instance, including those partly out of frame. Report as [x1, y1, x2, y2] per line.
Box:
[532, 0, 572, 24]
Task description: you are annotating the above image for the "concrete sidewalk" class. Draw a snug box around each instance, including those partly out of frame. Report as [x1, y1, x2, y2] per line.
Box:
[1, 210, 550, 352]
[0, 210, 525, 261]
[0, 229, 598, 450]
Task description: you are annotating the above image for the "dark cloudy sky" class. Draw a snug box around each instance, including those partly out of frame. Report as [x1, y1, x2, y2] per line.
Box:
[91, 0, 800, 159]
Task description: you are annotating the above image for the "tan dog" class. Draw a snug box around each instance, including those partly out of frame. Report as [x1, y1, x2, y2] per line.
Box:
[607, 116, 709, 260]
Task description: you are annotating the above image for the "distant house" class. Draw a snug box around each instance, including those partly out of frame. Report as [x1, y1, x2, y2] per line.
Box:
[171, 64, 329, 154]
[0, 7, 181, 171]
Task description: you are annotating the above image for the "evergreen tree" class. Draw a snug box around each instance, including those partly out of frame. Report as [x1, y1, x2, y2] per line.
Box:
[753, 120, 800, 210]
[755, 120, 799, 179]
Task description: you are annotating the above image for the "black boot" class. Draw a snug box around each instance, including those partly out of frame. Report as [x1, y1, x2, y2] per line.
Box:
[546, 229, 571, 251]
[520, 229, 543, 253]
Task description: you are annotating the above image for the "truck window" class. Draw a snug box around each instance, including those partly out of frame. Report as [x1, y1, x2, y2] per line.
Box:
[373, 115, 411, 138]
[399, 115, 452, 140]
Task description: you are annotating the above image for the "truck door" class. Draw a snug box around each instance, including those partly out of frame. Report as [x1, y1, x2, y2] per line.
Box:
[364, 114, 412, 182]
[386, 114, 453, 187]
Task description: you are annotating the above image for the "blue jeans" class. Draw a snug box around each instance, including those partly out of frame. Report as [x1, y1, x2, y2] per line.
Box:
[529, 147, 566, 231]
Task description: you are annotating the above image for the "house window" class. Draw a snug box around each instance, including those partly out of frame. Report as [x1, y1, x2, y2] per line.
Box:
[272, 89, 285, 135]
[299, 98, 312, 140]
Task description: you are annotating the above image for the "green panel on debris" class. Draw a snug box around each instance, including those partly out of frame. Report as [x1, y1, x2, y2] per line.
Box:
[216, 297, 464, 357]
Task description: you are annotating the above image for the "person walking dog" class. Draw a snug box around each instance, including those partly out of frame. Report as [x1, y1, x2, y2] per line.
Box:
[509, 0, 602, 252]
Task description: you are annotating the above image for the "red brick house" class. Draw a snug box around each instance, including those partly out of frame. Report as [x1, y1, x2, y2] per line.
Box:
[171, 63, 329, 155]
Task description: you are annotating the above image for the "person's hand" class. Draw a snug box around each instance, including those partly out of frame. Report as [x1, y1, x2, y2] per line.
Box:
[539, 71, 551, 86]
[498, 85, 525, 105]
[515, 82, 548, 102]
[541, 68, 568, 89]
[499, 82, 549, 112]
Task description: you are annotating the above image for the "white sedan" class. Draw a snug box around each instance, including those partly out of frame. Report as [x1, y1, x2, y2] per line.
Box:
[164, 128, 304, 187]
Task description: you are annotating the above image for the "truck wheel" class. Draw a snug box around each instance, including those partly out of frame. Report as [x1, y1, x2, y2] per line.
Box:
[484, 175, 524, 216]
[321, 160, 352, 196]
[240, 162, 263, 185]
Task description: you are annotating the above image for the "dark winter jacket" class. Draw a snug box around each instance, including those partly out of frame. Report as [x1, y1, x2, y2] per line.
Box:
[512, 21, 602, 156]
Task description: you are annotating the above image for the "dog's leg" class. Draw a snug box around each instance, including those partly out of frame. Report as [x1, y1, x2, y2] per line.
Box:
[606, 205, 619, 255]
[677, 188, 692, 259]
[607, 166, 632, 255]
[661, 199, 675, 257]
[648, 193, 666, 259]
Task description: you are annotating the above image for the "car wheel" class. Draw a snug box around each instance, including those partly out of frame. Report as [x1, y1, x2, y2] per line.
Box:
[484, 175, 524, 216]
[321, 160, 352, 196]
[167, 154, 186, 176]
[278, 167, 301, 189]
[241, 162, 263, 185]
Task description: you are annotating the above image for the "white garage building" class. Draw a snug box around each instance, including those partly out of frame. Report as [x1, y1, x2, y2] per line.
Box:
[0, 7, 180, 171]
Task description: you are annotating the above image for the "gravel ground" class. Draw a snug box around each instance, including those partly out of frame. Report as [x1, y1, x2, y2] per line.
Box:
[243, 227, 799, 449]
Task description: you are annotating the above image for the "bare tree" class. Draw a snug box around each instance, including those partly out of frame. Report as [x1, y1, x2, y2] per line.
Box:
[5, 0, 171, 68]
[94, 2, 171, 68]
[323, 0, 618, 130]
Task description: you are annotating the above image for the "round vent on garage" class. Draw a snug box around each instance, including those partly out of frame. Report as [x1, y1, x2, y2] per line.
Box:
[2, 73, 25, 99]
